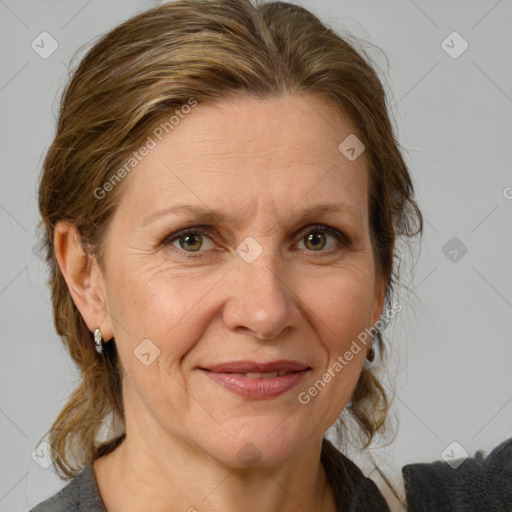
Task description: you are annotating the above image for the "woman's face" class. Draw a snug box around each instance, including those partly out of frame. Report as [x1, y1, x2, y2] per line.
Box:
[97, 94, 385, 467]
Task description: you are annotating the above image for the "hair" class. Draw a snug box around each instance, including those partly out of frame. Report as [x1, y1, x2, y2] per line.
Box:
[36, 0, 422, 501]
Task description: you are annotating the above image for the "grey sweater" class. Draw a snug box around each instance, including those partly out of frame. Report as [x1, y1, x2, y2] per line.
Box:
[401, 436, 512, 511]
[28, 437, 512, 511]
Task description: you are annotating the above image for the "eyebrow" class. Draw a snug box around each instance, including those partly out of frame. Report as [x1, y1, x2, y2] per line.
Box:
[141, 202, 360, 228]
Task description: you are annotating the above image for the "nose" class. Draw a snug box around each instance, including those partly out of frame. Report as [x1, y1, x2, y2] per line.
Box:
[221, 250, 298, 341]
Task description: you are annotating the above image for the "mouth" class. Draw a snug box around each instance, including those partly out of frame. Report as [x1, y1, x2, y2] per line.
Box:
[198, 360, 311, 399]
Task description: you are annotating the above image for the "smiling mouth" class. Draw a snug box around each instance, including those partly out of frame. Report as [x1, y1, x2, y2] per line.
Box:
[200, 359, 310, 373]
[218, 370, 291, 378]
[198, 360, 311, 399]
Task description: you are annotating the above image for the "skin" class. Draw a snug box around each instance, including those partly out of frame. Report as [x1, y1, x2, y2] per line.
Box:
[55, 93, 386, 512]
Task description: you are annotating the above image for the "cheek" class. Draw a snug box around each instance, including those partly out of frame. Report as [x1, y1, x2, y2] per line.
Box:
[299, 289, 371, 429]
[107, 262, 223, 367]
[305, 271, 375, 410]
[312, 270, 376, 344]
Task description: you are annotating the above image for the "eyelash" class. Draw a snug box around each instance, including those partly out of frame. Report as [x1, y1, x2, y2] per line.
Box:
[162, 224, 348, 260]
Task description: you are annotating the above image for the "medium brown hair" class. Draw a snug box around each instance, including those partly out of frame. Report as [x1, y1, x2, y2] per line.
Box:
[36, 0, 422, 493]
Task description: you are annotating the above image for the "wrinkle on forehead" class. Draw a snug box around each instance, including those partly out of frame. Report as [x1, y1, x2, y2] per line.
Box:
[113, 94, 368, 236]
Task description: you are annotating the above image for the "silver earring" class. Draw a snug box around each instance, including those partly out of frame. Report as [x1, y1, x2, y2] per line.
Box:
[94, 328, 103, 354]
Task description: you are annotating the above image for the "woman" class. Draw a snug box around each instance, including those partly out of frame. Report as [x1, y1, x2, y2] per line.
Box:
[30, 0, 424, 510]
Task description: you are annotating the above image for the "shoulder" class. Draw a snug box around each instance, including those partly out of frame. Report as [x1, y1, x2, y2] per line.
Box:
[321, 438, 391, 511]
[28, 463, 106, 512]
[402, 437, 512, 511]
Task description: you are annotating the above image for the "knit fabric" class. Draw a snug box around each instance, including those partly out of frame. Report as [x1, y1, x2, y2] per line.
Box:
[402, 437, 512, 511]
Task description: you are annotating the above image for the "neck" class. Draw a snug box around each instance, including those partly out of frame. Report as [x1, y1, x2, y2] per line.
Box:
[94, 427, 334, 512]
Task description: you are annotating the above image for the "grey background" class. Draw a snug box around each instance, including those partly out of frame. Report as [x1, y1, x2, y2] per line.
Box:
[1, 0, 511, 510]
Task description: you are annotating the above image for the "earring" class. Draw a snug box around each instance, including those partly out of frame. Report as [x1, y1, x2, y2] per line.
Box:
[94, 328, 103, 354]
[366, 331, 377, 362]
[366, 344, 375, 362]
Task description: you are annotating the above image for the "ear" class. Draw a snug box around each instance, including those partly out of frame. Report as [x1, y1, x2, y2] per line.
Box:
[53, 221, 114, 341]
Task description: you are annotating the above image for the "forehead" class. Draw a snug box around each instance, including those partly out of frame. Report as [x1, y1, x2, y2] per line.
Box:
[114, 94, 368, 227]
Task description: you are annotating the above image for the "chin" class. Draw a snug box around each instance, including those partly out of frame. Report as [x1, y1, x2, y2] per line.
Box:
[198, 417, 317, 469]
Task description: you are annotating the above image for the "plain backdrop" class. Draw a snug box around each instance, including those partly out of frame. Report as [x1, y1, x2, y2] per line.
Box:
[1, 0, 511, 510]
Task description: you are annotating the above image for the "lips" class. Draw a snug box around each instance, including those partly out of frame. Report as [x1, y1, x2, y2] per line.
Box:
[199, 360, 311, 399]
[201, 360, 309, 373]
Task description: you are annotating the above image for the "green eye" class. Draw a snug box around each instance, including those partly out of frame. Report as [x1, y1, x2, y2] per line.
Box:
[164, 224, 347, 259]
[304, 231, 328, 251]
[165, 227, 216, 258]
[178, 233, 203, 252]
[298, 225, 346, 252]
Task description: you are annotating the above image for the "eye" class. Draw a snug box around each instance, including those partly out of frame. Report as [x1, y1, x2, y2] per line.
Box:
[296, 224, 347, 252]
[163, 224, 347, 259]
[165, 227, 216, 257]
